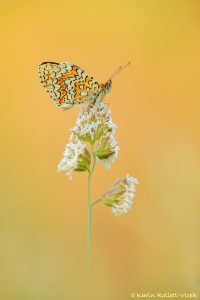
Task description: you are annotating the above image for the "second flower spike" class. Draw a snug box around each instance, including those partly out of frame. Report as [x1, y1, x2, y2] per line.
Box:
[98, 175, 139, 216]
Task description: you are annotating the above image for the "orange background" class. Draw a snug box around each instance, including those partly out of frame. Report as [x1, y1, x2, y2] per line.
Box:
[0, 0, 200, 299]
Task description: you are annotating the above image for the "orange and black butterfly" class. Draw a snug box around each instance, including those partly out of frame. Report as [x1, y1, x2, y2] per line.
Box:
[38, 61, 130, 110]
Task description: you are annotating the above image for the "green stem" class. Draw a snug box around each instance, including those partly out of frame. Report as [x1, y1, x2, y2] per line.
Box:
[87, 145, 96, 254]
[90, 198, 101, 207]
[87, 172, 92, 253]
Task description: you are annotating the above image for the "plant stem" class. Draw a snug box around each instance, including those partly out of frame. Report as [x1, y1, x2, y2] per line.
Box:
[90, 198, 101, 207]
[87, 145, 96, 254]
[87, 171, 92, 254]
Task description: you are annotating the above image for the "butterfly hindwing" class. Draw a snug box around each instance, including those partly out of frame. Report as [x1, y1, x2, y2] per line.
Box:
[38, 62, 100, 109]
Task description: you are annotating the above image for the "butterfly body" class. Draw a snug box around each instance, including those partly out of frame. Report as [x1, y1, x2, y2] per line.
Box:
[38, 62, 112, 110]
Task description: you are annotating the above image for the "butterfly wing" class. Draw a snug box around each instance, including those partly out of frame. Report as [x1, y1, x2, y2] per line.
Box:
[38, 62, 100, 109]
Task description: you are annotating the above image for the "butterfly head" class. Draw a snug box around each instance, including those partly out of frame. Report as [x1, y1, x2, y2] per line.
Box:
[100, 79, 112, 95]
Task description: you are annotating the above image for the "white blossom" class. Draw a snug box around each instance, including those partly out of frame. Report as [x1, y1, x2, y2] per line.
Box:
[58, 138, 90, 179]
[70, 102, 117, 144]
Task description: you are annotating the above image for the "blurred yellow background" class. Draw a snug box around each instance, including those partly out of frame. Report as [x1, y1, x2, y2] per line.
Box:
[0, 0, 200, 299]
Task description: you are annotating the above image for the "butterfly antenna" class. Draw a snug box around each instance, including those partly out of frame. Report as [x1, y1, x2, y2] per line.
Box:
[107, 62, 131, 81]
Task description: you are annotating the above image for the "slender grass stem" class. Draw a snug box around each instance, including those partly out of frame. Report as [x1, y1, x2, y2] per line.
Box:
[87, 144, 96, 255]
[87, 172, 92, 253]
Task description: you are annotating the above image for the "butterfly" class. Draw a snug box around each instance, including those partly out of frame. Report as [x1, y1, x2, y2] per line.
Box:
[38, 61, 130, 110]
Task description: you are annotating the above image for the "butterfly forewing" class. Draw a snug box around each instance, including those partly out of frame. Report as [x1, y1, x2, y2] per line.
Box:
[38, 62, 100, 109]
